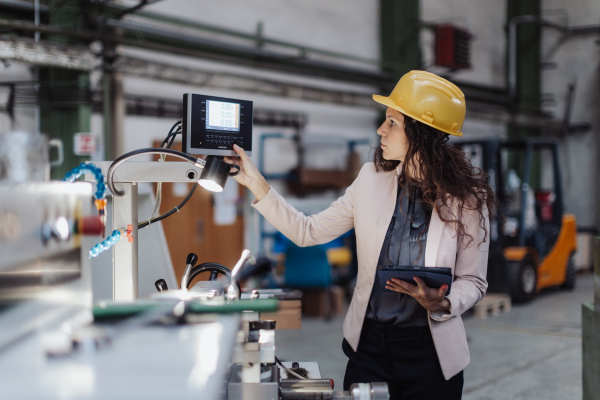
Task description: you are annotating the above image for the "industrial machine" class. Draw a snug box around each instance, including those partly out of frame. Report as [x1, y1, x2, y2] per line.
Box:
[0, 94, 390, 400]
[458, 138, 577, 302]
[0, 181, 241, 399]
[0, 182, 387, 399]
[0, 182, 99, 353]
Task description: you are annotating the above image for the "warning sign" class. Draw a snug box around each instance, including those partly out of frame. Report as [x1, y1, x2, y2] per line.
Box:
[73, 133, 97, 156]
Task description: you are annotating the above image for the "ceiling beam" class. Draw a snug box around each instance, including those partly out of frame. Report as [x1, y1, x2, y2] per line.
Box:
[0, 36, 374, 107]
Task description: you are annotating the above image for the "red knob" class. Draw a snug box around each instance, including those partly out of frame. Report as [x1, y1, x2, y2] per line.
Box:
[79, 216, 104, 236]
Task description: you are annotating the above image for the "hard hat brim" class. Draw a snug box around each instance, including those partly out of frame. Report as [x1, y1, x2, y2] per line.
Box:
[372, 94, 463, 137]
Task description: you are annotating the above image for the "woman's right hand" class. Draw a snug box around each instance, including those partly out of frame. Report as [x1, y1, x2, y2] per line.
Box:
[224, 144, 270, 201]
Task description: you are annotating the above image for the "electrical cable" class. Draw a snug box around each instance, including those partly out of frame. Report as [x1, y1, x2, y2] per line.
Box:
[164, 127, 181, 150]
[108, 121, 205, 234]
[186, 263, 241, 294]
[138, 182, 198, 229]
[274, 356, 307, 380]
[143, 120, 182, 225]
[106, 148, 202, 197]
[135, 120, 202, 230]
[160, 120, 182, 149]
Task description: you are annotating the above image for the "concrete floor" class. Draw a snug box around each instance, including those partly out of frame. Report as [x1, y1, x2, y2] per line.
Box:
[275, 273, 594, 399]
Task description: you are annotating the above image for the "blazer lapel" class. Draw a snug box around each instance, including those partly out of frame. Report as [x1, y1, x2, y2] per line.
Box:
[425, 206, 444, 267]
[375, 172, 398, 249]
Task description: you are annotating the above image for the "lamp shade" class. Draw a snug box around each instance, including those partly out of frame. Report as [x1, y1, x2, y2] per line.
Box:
[198, 156, 235, 192]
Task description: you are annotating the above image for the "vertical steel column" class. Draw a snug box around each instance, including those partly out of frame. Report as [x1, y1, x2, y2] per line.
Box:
[595, 238, 600, 308]
[41, 0, 92, 179]
[506, 0, 541, 137]
[379, 0, 421, 83]
[103, 71, 116, 161]
[583, 58, 600, 398]
[505, 1, 542, 188]
[102, 37, 126, 161]
[582, 238, 600, 399]
[112, 183, 138, 302]
[518, 144, 532, 247]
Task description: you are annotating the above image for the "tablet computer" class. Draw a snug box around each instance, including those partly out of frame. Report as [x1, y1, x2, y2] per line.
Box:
[378, 266, 453, 295]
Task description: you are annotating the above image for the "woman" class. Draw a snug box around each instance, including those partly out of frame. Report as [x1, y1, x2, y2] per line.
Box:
[226, 71, 497, 400]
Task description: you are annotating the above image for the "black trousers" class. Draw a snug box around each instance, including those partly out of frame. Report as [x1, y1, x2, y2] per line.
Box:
[342, 319, 463, 400]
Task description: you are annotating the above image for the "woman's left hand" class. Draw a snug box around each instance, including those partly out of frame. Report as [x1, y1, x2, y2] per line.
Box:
[385, 277, 451, 312]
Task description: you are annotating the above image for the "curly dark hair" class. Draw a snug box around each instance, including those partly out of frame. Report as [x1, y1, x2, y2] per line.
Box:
[374, 116, 499, 249]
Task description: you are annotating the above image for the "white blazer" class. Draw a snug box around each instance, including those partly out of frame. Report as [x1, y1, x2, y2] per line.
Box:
[252, 162, 489, 380]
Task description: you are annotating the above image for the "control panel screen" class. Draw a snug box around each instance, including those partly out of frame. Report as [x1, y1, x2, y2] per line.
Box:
[182, 93, 253, 157]
[206, 100, 240, 132]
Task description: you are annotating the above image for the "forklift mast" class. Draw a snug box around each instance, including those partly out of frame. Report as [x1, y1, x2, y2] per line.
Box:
[457, 139, 506, 292]
[455, 138, 567, 294]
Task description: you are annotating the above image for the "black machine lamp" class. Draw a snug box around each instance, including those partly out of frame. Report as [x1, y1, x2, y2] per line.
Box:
[198, 156, 240, 193]
[107, 149, 240, 197]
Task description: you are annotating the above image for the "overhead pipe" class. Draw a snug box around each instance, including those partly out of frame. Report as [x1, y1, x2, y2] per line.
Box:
[0, 17, 392, 87]
[0, 0, 48, 13]
[0, 37, 374, 108]
[0, 1, 392, 86]
[4, 3, 598, 118]
[1, 0, 388, 70]
[456, 15, 600, 105]
[105, 19, 392, 87]
[508, 15, 600, 100]
[111, 4, 387, 69]
[3, 2, 599, 100]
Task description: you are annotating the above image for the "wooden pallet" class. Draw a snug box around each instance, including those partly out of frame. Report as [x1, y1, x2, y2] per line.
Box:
[473, 293, 512, 319]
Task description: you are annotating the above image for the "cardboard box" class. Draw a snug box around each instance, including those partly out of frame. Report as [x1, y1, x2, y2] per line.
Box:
[301, 286, 346, 317]
[298, 168, 348, 189]
[260, 300, 302, 330]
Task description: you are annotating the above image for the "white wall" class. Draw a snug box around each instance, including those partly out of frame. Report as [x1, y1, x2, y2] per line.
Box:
[541, 0, 600, 229]
[109, 0, 383, 181]
[129, 0, 380, 66]
[422, 0, 600, 230]
[4, 0, 599, 243]
[421, 0, 509, 141]
[103, 0, 383, 255]
[421, 0, 507, 88]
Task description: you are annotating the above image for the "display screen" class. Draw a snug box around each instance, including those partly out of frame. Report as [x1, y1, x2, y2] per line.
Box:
[206, 100, 240, 132]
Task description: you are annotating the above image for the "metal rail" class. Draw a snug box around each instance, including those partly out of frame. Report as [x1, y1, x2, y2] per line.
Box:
[0, 17, 391, 87]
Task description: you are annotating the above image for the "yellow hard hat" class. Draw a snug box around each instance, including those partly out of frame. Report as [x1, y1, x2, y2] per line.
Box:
[373, 70, 466, 137]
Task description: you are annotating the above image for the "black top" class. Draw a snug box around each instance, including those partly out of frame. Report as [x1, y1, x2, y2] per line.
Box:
[366, 180, 432, 327]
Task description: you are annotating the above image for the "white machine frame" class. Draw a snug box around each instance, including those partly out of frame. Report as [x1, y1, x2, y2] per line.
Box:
[88, 161, 203, 302]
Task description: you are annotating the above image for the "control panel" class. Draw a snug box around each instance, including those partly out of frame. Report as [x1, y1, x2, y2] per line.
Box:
[182, 94, 253, 157]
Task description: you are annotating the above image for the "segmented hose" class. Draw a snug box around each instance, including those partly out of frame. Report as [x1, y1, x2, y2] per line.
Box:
[63, 162, 106, 200]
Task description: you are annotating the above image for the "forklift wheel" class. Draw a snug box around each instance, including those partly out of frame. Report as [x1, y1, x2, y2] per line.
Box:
[507, 254, 537, 303]
[561, 254, 576, 291]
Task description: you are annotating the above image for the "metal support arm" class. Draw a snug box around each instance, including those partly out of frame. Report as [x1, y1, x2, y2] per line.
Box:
[87, 161, 203, 302]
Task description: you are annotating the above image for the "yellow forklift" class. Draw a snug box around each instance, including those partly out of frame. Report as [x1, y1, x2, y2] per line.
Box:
[457, 139, 577, 303]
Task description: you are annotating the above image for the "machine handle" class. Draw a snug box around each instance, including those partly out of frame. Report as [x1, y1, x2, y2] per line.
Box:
[49, 138, 64, 167]
[186, 253, 198, 267]
[155, 279, 168, 292]
[228, 163, 240, 176]
[181, 253, 199, 290]
[231, 249, 254, 277]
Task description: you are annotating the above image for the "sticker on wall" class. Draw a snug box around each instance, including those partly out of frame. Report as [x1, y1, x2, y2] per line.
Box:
[73, 133, 97, 156]
[214, 179, 238, 226]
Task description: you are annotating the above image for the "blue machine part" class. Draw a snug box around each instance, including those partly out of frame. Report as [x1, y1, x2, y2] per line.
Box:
[276, 232, 351, 288]
[63, 163, 106, 200]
